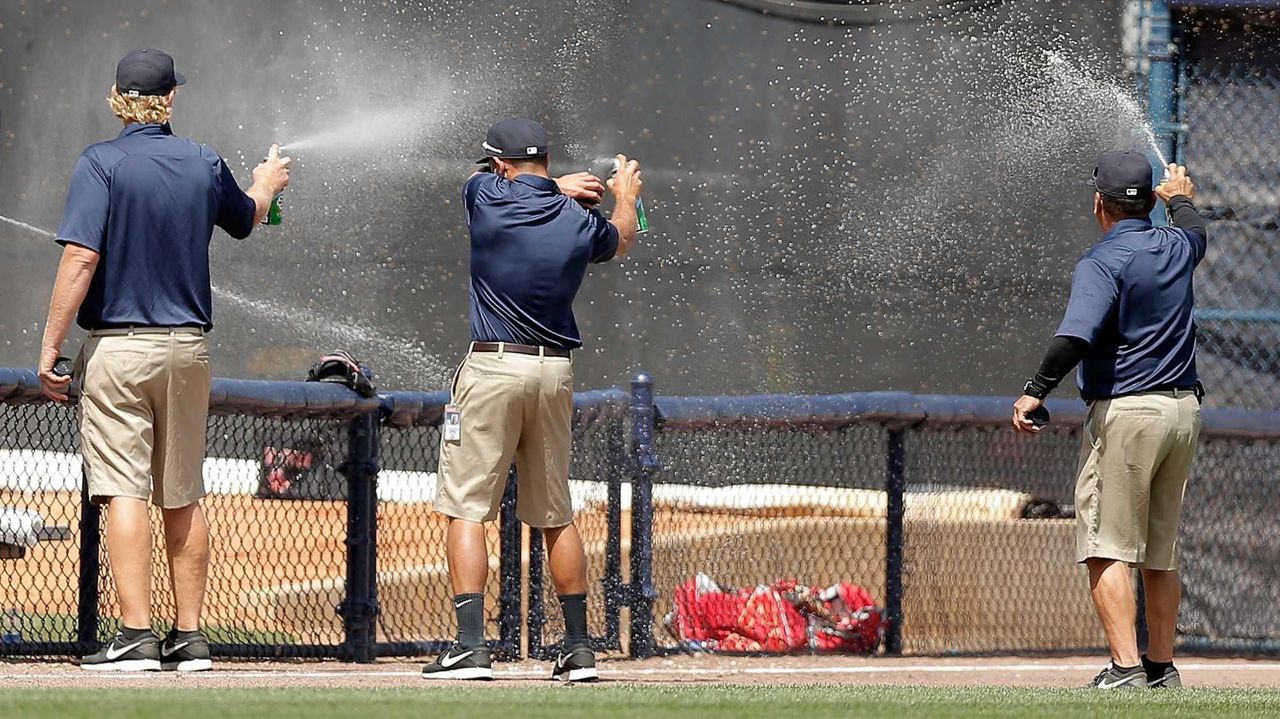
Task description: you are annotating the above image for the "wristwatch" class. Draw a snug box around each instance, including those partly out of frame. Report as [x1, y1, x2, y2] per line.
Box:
[1022, 379, 1048, 400]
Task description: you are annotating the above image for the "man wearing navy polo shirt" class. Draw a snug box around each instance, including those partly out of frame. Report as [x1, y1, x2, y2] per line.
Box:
[423, 118, 642, 682]
[1013, 152, 1208, 689]
[36, 49, 291, 671]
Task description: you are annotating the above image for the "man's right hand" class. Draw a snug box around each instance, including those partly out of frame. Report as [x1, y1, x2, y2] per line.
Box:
[606, 154, 642, 202]
[37, 346, 70, 403]
[1155, 163, 1193, 202]
[252, 144, 292, 196]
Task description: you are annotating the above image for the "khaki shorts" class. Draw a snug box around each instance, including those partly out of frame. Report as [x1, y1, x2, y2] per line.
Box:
[78, 329, 212, 509]
[435, 345, 574, 528]
[1074, 391, 1201, 571]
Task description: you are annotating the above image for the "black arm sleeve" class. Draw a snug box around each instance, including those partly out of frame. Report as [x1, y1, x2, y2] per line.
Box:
[1167, 195, 1207, 239]
[1025, 335, 1089, 398]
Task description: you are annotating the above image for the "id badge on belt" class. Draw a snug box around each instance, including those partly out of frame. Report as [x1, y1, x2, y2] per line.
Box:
[444, 404, 462, 442]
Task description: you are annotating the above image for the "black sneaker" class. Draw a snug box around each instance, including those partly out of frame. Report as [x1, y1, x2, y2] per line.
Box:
[1143, 655, 1182, 688]
[81, 628, 161, 672]
[551, 645, 598, 683]
[1086, 662, 1147, 689]
[161, 629, 212, 672]
[421, 644, 493, 681]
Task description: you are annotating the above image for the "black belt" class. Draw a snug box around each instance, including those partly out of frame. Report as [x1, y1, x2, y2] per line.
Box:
[1085, 382, 1204, 403]
[471, 342, 571, 358]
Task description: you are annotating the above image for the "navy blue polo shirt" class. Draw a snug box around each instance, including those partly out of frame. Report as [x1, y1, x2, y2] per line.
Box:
[1056, 218, 1207, 399]
[463, 173, 619, 350]
[55, 123, 257, 330]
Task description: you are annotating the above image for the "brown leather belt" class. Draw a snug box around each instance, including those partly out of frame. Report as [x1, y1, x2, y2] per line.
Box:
[471, 341, 571, 358]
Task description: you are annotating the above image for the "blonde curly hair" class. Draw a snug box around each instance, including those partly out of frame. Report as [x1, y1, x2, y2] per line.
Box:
[107, 85, 174, 125]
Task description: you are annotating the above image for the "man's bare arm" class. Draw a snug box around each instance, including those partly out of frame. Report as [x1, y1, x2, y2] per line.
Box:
[38, 244, 100, 401]
[609, 200, 638, 258]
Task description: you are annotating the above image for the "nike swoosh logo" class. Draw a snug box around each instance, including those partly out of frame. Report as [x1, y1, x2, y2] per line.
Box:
[105, 640, 144, 661]
[440, 650, 474, 668]
[162, 641, 190, 657]
[1097, 676, 1137, 689]
[454, 599, 476, 609]
[556, 654, 570, 668]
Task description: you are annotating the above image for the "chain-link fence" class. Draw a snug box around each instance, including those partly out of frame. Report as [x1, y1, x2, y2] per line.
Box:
[1179, 64, 1280, 409]
[0, 370, 631, 662]
[643, 389, 1280, 657]
[5, 369, 1280, 660]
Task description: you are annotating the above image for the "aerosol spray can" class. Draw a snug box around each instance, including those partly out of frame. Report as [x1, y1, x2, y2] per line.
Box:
[260, 153, 284, 226]
[263, 194, 283, 226]
[610, 158, 649, 234]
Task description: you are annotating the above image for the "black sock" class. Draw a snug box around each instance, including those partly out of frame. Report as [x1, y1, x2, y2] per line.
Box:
[1142, 654, 1174, 673]
[559, 593, 589, 649]
[119, 626, 153, 640]
[454, 593, 485, 649]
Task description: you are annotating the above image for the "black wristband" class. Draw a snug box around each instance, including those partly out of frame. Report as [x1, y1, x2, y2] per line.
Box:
[1023, 378, 1050, 400]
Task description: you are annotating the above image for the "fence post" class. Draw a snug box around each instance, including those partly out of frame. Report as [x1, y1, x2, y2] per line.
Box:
[629, 373, 659, 659]
[497, 468, 522, 658]
[884, 427, 906, 656]
[1143, 0, 1178, 225]
[603, 413, 626, 651]
[526, 522, 546, 659]
[76, 477, 101, 651]
[338, 409, 380, 663]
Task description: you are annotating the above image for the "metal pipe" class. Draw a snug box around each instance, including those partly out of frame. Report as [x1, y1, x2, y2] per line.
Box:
[75, 478, 101, 652]
[884, 428, 907, 656]
[497, 468, 522, 659]
[337, 409, 381, 663]
[629, 373, 659, 659]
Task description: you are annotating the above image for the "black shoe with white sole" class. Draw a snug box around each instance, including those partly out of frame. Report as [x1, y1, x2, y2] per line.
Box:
[551, 645, 598, 683]
[161, 629, 213, 672]
[81, 628, 161, 672]
[421, 644, 493, 680]
[1086, 662, 1147, 689]
[1142, 655, 1182, 688]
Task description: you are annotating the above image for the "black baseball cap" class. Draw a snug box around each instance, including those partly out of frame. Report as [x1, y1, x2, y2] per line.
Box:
[1089, 150, 1154, 200]
[476, 118, 549, 164]
[115, 48, 186, 97]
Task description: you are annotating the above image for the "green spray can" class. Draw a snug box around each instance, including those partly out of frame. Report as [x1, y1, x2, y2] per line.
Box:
[260, 153, 284, 226]
[263, 194, 283, 226]
[610, 158, 649, 234]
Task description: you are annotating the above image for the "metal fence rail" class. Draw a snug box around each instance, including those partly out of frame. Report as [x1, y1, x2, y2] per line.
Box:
[4, 368, 1280, 660]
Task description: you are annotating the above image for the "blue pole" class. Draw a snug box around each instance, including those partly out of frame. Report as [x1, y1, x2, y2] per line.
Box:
[497, 468, 522, 658]
[526, 523, 546, 659]
[1145, 0, 1177, 225]
[884, 428, 906, 655]
[628, 373, 659, 659]
[338, 410, 381, 663]
[75, 477, 102, 653]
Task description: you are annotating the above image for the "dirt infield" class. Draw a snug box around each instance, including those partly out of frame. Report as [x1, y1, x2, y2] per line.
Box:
[3, 655, 1280, 690]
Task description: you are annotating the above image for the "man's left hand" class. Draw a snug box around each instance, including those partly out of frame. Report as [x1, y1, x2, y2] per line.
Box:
[555, 172, 606, 207]
[1012, 394, 1044, 434]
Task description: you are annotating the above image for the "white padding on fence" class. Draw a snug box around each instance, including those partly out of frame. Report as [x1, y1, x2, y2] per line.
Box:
[0, 450, 81, 492]
[0, 506, 45, 548]
[1, 450, 1026, 518]
[0, 450, 445, 503]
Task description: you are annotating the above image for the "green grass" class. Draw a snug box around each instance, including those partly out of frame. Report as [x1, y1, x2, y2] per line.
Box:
[5, 686, 1280, 719]
[11, 612, 296, 645]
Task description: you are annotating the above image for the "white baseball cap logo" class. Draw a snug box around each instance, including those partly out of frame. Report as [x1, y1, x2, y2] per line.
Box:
[1126, 188, 1138, 196]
